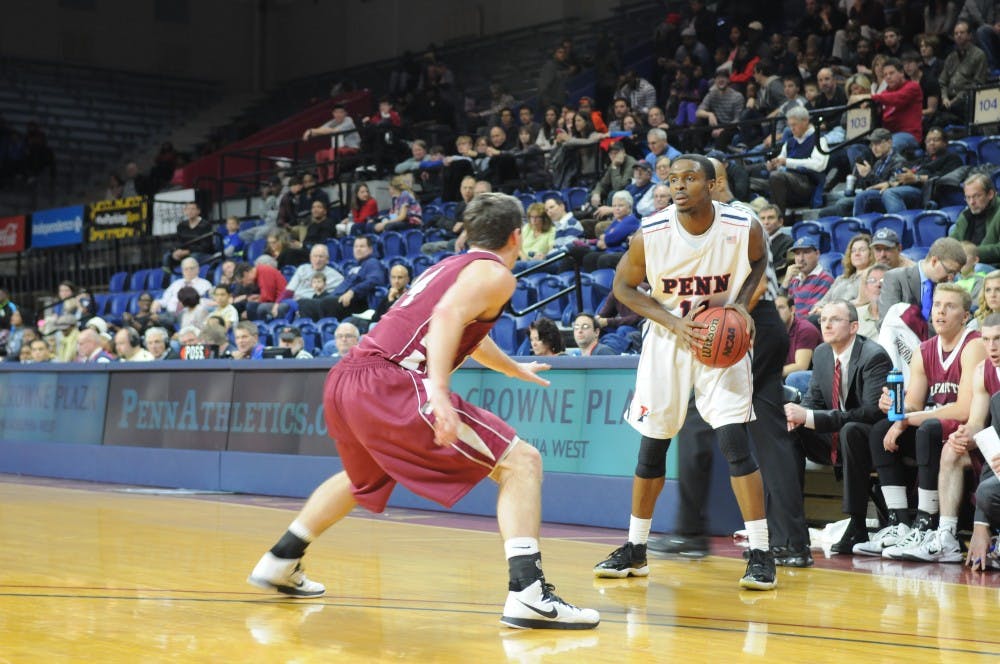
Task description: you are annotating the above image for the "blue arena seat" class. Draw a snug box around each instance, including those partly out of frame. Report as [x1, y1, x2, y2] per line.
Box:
[489, 313, 519, 355]
[403, 228, 425, 258]
[380, 231, 405, 259]
[830, 218, 869, 254]
[818, 252, 842, 278]
[791, 221, 831, 254]
[911, 211, 951, 246]
[108, 271, 128, 293]
[976, 136, 1000, 166]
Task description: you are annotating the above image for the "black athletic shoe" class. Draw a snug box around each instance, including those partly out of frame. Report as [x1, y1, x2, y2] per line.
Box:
[647, 534, 710, 558]
[772, 545, 814, 568]
[739, 548, 777, 590]
[593, 542, 649, 578]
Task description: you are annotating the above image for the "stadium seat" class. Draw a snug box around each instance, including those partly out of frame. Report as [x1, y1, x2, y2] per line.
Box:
[292, 319, 320, 353]
[911, 211, 951, 246]
[412, 254, 434, 277]
[976, 136, 1000, 166]
[830, 218, 868, 254]
[565, 186, 589, 210]
[590, 268, 615, 311]
[535, 189, 562, 204]
[902, 246, 929, 262]
[380, 231, 405, 258]
[108, 271, 128, 293]
[254, 321, 271, 344]
[441, 201, 459, 220]
[939, 205, 965, 222]
[402, 228, 425, 258]
[281, 265, 296, 280]
[146, 270, 168, 291]
[818, 252, 842, 278]
[516, 192, 536, 210]
[129, 268, 151, 292]
[537, 275, 568, 320]
[316, 317, 340, 344]
[320, 339, 338, 357]
[489, 313, 519, 355]
[946, 141, 977, 166]
[246, 238, 267, 263]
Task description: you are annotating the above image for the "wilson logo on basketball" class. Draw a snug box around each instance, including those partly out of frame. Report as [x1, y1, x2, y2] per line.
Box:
[700, 319, 720, 359]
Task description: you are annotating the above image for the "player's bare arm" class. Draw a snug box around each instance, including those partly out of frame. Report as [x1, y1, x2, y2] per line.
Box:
[472, 336, 551, 387]
[611, 232, 706, 352]
[948, 360, 988, 454]
[425, 260, 516, 445]
[907, 338, 985, 426]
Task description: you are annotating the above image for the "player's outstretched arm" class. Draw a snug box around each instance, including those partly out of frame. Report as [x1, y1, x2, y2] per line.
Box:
[472, 336, 551, 386]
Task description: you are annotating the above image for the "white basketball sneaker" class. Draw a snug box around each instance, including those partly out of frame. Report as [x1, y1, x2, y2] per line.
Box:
[501, 579, 600, 630]
[899, 528, 964, 563]
[853, 522, 911, 556]
[247, 552, 326, 598]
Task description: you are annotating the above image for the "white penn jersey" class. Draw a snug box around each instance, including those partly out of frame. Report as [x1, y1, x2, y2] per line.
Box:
[725, 199, 778, 302]
[641, 200, 755, 317]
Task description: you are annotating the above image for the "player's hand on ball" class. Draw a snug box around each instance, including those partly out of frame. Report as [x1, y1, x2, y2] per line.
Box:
[724, 303, 754, 341]
[671, 308, 708, 354]
[512, 361, 551, 387]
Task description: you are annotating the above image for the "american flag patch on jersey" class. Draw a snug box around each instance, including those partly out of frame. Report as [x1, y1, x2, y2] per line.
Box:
[726, 235, 738, 244]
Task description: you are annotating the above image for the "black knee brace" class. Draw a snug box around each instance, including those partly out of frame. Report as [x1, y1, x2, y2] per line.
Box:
[716, 423, 758, 477]
[635, 436, 671, 479]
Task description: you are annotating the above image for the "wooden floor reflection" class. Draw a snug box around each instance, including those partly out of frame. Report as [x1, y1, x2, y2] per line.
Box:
[1, 475, 999, 662]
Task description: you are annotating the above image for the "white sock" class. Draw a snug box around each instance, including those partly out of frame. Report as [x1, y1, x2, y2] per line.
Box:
[881, 485, 908, 510]
[628, 516, 652, 545]
[745, 518, 769, 551]
[288, 519, 315, 542]
[917, 488, 939, 516]
[504, 537, 539, 559]
[939, 516, 958, 536]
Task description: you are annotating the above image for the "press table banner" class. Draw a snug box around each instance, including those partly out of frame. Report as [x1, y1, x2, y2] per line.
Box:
[0, 215, 27, 254]
[0, 371, 108, 444]
[29, 363, 646, 478]
[87, 196, 150, 241]
[30, 204, 85, 248]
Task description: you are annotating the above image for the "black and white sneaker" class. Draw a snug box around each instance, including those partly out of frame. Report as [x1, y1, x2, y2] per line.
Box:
[501, 580, 600, 630]
[647, 534, 709, 558]
[739, 548, 777, 591]
[593, 542, 649, 578]
[247, 552, 326, 598]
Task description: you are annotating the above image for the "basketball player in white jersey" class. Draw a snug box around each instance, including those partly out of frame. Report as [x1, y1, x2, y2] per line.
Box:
[593, 154, 776, 589]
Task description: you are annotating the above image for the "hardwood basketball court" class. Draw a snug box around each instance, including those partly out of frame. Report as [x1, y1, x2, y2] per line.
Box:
[1, 475, 998, 661]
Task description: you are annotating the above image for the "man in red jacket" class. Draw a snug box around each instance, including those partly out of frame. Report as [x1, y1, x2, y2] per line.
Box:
[850, 57, 923, 155]
[234, 262, 290, 321]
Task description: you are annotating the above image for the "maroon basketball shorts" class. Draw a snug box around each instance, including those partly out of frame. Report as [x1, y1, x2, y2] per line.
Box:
[323, 354, 519, 512]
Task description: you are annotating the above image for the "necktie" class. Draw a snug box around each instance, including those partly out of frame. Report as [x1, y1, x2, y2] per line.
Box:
[921, 279, 934, 320]
[831, 358, 842, 465]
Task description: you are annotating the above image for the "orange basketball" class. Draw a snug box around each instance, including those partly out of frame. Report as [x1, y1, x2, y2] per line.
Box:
[691, 306, 751, 368]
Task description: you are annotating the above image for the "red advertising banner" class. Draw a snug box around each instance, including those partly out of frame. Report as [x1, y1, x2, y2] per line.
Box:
[0, 215, 26, 253]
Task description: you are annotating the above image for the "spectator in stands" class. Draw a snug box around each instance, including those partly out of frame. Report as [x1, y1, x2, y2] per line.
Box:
[277, 243, 344, 319]
[277, 326, 313, 359]
[850, 57, 923, 154]
[614, 70, 658, 116]
[394, 139, 432, 175]
[152, 257, 212, 328]
[759, 204, 793, 281]
[301, 172, 330, 211]
[276, 175, 308, 231]
[675, 25, 713, 73]
[649, 182, 672, 213]
[2, 309, 26, 361]
[330, 321, 360, 358]
[776, 290, 821, 379]
[643, 127, 681, 169]
[177, 286, 212, 331]
[198, 322, 232, 359]
[234, 261, 290, 321]
[370, 176, 421, 233]
[144, 327, 177, 361]
[231, 320, 265, 360]
[369, 263, 411, 328]
[857, 127, 962, 214]
[221, 216, 246, 261]
[783, 237, 834, 318]
[529, 317, 565, 356]
[878, 236, 967, 322]
[121, 161, 151, 198]
[975, 271, 1000, 328]
[337, 182, 379, 238]
[298, 235, 386, 321]
[783, 298, 893, 555]
[207, 286, 237, 330]
[519, 202, 556, 263]
[696, 72, 745, 150]
[939, 20, 989, 123]
[550, 113, 606, 189]
[901, 52, 941, 130]
[114, 327, 153, 362]
[869, 227, 914, 270]
[858, 283, 984, 558]
[973, 10, 1000, 71]
[176, 326, 200, 348]
[956, 240, 989, 304]
[265, 229, 308, 269]
[510, 126, 548, 190]
[950, 173, 1000, 265]
[305, 104, 360, 181]
[820, 129, 906, 218]
[77, 328, 115, 363]
[542, 195, 584, 259]
[361, 97, 404, 175]
[855, 264, 889, 339]
[589, 142, 636, 208]
[764, 106, 829, 216]
[29, 338, 52, 363]
[535, 106, 561, 151]
[812, 234, 875, 314]
[105, 173, 124, 201]
[577, 190, 641, 273]
[163, 202, 215, 274]
[52, 314, 79, 362]
[517, 104, 542, 143]
[596, 289, 643, 335]
[302, 201, 337, 248]
[468, 82, 516, 129]
[537, 45, 571, 111]
[572, 312, 616, 356]
[808, 67, 848, 143]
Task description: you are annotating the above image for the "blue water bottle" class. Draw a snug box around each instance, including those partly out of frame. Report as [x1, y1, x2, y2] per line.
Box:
[887, 369, 905, 421]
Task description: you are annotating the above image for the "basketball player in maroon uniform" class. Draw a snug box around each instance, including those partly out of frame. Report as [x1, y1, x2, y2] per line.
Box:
[248, 193, 600, 630]
[861, 282, 985, 559]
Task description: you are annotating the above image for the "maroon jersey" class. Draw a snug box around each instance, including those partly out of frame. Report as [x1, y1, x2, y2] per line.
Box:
[985, 360, 1000, 396]
[357, 250, 505, 373]
[920, 330, 980, 408]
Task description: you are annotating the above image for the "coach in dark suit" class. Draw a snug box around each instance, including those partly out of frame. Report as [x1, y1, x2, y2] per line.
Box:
[877, 236, 966, 323]
[784, 299, 892, 554]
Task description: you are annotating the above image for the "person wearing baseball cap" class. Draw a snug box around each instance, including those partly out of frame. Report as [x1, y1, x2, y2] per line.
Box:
[589, 140, 636, 209]
[784, 236, 834, 317]
[870, 227, 915, 269]
[816, 127, 906, 219]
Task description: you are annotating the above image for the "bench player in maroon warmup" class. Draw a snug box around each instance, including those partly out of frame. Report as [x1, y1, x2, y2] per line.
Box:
[248, 192, 600, 630]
